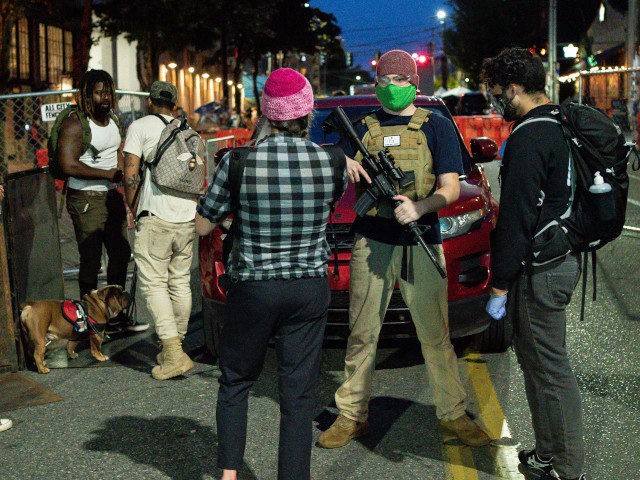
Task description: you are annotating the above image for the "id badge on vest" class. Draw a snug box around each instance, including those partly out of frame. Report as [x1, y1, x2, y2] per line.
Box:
[383, 135, 401, 147]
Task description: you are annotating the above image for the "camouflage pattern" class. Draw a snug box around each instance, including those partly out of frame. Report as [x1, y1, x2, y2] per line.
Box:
[149, 81, 178, 105]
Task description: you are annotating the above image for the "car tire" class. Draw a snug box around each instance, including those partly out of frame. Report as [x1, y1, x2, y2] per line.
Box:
[202, 298, 223, 362]
[475, 316, 513, 353]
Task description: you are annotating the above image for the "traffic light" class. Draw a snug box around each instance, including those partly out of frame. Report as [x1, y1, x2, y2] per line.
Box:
[345, 51, 354, 67]
[416, 54, 429, 66]
[371, 51, 381, 70]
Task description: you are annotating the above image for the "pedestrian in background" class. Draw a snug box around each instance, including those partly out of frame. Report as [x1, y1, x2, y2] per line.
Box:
[57, 69, 135, 330]
[317, 49, 491, 450]
[481, 48, 585, 480]
[123, 81, 201, 380]
[196, 67, 347, 480]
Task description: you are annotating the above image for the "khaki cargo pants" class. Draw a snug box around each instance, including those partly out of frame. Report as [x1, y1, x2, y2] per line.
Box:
[335, 235, 467, 422]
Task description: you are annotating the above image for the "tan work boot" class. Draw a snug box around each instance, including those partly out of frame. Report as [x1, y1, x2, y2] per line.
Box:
[155, 333, 185, 364]
[440, 413, 492, 446]
[316, 414, 369, 449]
[151, 337, 194, 380]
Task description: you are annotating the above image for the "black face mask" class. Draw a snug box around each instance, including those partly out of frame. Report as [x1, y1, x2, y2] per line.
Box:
[490, 91, 518, 121]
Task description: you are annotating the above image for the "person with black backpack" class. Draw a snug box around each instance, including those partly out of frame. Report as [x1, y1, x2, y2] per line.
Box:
[481, 48, 586, 480]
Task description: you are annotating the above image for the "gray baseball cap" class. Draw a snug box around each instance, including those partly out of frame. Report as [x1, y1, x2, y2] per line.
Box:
[149, 81, 178, 104]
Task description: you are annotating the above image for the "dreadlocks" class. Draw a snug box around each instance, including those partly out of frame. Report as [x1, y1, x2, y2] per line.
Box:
[76, 69, 116, 118]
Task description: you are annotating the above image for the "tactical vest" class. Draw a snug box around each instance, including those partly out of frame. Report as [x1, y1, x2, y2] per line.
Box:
[354, 108, 435, 218]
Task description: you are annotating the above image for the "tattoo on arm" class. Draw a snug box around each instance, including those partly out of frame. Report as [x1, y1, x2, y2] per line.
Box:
[126, 174, 140, 189]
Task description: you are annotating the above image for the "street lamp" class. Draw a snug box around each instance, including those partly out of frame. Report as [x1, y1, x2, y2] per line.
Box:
[436, 9, 448, 89]
[168, 62, 177, 69]
[355, 75, 362, 81]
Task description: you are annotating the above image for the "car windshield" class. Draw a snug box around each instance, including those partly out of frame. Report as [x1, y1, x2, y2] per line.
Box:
[310, 103, 472, 171]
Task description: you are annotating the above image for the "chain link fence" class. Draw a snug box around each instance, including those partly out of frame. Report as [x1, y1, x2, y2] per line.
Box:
[0, 89, 149, 178]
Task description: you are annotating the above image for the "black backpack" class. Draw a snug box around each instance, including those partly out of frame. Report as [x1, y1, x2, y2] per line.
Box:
[527, 99, 635, 319]
[555, 100, 631, 251]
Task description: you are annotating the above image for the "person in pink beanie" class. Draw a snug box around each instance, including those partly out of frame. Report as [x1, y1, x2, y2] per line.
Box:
[195, 67, 347, 480]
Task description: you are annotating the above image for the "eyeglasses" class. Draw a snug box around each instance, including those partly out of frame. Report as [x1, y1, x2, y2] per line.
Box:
[376, 75, 412, 87]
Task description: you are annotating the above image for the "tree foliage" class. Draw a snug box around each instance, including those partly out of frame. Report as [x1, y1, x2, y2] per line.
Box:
[95, 0, 343, 98]
[444, 0, 601, 86]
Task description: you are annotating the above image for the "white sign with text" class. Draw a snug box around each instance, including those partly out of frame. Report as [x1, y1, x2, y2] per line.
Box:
[41, 102, 73, 122]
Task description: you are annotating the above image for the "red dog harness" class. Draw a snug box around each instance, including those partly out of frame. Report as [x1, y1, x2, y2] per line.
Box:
[61, 300, 98, 335]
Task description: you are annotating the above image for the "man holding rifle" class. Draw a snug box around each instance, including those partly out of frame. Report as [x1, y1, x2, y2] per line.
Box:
[317, 50, 491, 449]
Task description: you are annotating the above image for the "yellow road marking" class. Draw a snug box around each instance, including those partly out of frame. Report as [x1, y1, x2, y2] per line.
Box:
[463, 353, 521, 479]
[443, 443, 479, 480]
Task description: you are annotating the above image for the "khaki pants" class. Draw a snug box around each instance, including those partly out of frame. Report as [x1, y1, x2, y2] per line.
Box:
[335, 235, 467, 422]
[133, 214, 195, 340]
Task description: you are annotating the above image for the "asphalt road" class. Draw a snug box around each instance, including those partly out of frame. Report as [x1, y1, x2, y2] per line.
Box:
[2, 159, 639, 479]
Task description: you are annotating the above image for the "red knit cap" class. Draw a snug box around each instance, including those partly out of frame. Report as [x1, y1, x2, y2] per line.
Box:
[261, 68, 314, 121]
[376, 50, 420, 88]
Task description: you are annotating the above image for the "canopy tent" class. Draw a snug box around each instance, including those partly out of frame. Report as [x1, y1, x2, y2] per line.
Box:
[195, 101, 224, 115]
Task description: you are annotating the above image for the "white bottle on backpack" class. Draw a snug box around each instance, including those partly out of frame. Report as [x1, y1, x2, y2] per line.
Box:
[589, 171, 612, 194]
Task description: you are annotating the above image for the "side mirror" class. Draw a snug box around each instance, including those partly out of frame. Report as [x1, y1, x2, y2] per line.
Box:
[470, 137, 498, 163]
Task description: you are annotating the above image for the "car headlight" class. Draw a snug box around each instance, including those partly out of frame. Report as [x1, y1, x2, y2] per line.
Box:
[440, 208, 486, 240]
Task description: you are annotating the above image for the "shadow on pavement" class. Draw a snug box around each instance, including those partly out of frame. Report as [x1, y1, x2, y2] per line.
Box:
[83, 415, 258, 480]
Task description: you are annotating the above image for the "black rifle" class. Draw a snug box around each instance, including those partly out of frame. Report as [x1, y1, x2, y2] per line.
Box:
[331, 106, 446, 278]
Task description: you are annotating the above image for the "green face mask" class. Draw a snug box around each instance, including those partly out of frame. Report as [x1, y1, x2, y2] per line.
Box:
[375, 84, 417, 111]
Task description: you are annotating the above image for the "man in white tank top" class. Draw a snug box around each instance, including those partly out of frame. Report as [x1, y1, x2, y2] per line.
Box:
[58, 70, 135, 329]
[123, 81, 197, 380]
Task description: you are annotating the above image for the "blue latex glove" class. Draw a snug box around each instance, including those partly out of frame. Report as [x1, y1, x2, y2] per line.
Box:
[486, 293, 508, 320]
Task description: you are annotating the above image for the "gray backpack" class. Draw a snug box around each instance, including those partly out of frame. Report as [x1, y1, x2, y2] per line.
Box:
[147, 114, 206, 195]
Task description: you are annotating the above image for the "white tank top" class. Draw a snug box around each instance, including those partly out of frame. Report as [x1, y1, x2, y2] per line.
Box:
[67, 117, 121, 191]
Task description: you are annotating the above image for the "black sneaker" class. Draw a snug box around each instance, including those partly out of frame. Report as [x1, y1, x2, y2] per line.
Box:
[518, 449, 558, 479]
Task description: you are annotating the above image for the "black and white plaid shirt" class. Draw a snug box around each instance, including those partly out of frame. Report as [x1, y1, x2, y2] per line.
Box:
[197, 133, 347, 281]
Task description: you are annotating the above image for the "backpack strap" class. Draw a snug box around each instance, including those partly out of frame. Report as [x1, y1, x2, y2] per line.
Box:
[228, 147, 250, 211]
[320, 144, 347, 208]
[154, 113, 171, 126]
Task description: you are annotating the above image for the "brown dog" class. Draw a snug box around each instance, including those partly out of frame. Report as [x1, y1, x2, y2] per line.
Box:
[20, 285, 130, 374]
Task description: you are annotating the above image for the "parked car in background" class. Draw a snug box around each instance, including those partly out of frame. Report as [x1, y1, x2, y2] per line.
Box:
[455, 92, 490, 116]
[199, 95, 507, 360]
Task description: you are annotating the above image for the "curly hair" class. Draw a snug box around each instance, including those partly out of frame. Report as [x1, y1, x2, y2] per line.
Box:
[76, 69, 116, 118]
[480, 48, 546, 94]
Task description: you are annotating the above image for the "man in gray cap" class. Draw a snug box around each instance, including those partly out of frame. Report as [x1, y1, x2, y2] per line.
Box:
[123, 80, 201, 379]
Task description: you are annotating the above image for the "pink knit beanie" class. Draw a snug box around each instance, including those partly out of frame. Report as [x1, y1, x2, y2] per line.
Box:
[376, 50, 420, 88]
[261, 68, 314, 121]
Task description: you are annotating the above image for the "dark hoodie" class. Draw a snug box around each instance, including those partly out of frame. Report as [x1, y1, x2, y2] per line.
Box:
[490, 104, 572, 290]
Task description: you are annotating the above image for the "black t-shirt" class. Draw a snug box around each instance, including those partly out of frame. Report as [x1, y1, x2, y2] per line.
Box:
[338, 108, 464, 245]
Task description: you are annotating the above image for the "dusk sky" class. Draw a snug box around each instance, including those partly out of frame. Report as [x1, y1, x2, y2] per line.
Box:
[311, 0, 448, 69]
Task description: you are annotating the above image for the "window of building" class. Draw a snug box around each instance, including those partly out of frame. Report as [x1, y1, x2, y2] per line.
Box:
[39, 24, 47, 81]
[38, 23, 73, 86]
[9, 25, 17, 79]
[47, 25, 63, 84]
[599, 3, 606, 22]
[64, 31, 73, 73]
[18, 18, 29, 80]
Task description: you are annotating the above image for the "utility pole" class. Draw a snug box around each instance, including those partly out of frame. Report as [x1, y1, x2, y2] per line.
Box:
[548, 0, 558, 103]
[627, 0, 638, 123]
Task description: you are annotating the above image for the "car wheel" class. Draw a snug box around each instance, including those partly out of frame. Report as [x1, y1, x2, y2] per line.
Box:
[475, 316, 513, 353]
[202, 297, 223, 362]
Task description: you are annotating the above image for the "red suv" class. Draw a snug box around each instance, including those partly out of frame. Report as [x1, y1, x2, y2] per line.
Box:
[199, 95, 508, 358]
